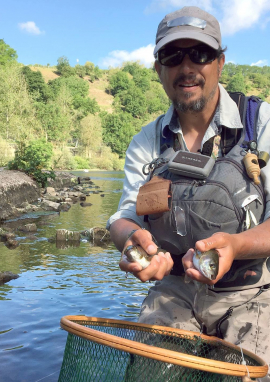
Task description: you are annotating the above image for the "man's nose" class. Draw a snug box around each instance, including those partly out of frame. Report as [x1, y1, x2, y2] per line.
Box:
[179, 53, 196, 73]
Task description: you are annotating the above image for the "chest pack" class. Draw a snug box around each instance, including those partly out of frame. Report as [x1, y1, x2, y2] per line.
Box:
[139, 92, 269, 291]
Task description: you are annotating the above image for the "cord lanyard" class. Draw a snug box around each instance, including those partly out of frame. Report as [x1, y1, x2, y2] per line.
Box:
[216, 283, 270, 339]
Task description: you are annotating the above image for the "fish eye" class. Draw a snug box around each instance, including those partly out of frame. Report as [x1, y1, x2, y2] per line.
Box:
[210, 263, 216, 268]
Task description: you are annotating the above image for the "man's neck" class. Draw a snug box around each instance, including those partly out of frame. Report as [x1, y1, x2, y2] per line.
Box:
[176, 91, 220, 152]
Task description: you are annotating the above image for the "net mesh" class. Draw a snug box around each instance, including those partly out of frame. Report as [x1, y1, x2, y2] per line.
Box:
[58, 319, 260, 382]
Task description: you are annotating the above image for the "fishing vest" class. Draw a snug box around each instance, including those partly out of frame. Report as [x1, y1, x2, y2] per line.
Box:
[139, 94, 270, 291]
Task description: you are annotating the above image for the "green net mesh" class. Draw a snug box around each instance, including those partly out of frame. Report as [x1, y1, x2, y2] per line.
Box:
[58, 319, 260, 382]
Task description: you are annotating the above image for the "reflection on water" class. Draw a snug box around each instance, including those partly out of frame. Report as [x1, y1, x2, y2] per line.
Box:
[0, 171, 153, 382]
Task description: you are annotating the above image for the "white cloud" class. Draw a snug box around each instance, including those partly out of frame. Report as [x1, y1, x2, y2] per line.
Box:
[18, 21, 43, 35]
[145, 0, 270, 36]
[251, 59, 268, 66]
[100, 44, 155, 69]
[220, 0, 270, 35]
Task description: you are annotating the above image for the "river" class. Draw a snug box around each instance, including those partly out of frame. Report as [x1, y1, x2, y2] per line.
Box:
[0, 170, 153, 382]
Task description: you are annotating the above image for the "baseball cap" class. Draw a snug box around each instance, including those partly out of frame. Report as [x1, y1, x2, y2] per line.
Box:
[154, 6, 221, 56]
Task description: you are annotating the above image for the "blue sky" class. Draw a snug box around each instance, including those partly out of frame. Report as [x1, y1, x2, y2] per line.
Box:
[1, 0, 270, 69]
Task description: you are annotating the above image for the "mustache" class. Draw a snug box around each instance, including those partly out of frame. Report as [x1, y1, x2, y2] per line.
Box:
[173, 74, 205, 88]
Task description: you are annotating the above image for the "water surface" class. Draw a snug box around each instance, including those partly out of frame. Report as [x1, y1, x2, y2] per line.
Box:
[0, 171, 152, 382]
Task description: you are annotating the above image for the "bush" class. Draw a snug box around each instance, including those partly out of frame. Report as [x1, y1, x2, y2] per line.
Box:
[74, 156, 89, 169]
[8, 138, 55, 187]
[51, 146, 78, 170]
[0, 136, 14, 166]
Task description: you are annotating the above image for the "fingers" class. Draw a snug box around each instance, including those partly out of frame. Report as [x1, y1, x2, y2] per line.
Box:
[120, 251, 173, 283]
[195, 232, 230, 252]
[128, 229, 158, 255]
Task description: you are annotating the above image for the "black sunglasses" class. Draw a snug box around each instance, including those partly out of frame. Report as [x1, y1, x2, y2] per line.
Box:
[157, 44, 219, 67]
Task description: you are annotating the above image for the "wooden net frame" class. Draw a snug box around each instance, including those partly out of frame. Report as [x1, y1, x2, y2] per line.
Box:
[60, 315, 268, 380]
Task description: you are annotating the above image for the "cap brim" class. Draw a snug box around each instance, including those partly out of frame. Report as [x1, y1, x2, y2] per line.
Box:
[154, 31, 219, 55]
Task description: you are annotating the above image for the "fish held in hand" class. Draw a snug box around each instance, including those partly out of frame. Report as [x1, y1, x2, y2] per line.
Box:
[124, 245, 165, 270]
[193, 249, 219, 280]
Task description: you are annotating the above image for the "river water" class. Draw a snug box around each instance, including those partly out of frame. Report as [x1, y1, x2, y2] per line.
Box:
[0, 171, 153, 382]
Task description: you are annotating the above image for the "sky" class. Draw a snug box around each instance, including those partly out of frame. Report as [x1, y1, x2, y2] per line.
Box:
[1, 0, 270, 69]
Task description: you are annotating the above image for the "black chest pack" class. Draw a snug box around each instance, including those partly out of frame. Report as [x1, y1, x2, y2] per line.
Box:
[160, 92, 266, 179]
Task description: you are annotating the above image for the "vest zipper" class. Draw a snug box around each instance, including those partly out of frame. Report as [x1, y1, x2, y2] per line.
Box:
[172, 178, 242, 223]
[215, 157, 265, 203]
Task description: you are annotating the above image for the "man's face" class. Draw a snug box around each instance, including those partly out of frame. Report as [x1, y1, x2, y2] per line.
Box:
[155, 39, 225, 113]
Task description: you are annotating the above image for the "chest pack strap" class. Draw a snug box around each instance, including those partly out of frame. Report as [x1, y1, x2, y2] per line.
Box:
[160, 92, 263, 156]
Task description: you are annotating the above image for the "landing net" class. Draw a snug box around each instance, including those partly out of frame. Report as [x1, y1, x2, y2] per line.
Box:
[58, 315, 267, 382]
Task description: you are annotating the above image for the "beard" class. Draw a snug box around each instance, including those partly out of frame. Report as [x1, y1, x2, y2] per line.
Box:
[172, 74, 217, 113]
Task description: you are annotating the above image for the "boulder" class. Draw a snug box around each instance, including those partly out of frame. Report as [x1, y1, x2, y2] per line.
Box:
[19, 223, 37, 232]
[0, 271, 19, 284]
[41, 200, 60, 211]
[56, 229, 81, 242]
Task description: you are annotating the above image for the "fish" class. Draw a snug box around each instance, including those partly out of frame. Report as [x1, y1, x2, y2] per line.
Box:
[123, 245, 165, 269]
[193, 249, 219, 280]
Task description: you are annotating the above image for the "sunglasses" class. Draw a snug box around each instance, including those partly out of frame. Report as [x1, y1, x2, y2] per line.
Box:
[157, 44, 219, 67]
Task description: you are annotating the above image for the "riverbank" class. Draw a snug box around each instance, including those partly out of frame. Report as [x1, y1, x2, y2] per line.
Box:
[0, 170, 77, 221]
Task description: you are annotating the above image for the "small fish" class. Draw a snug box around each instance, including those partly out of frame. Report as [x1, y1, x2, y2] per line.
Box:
[124, 245, 165, 269]
[193, 249, 219, 280]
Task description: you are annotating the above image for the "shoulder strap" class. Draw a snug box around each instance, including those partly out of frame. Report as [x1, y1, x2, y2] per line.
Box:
[222, 91, 263, 154]
[158, 92, 263, 156]
[227, 91, 248, 127]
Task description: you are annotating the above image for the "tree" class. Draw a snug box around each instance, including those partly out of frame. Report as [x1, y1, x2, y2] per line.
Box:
[79, 114, 103, 157]
[108, 71, 131, 95]
[74, 64, 86, 78]
[0, 39, 17, 65]
[0, 63, 41, 140]
[226, 73, 247, 93]
[116, 86, 147, 118]
[84, 61, 103, 82]
[102, 111, 136, 158]
[133, 67, 151, 92]
[21, 66, 51, 102]
[56, 56, 75, 77]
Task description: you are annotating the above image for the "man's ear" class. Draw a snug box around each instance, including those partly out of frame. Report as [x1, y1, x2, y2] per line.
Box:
[218, 54, 225, 78]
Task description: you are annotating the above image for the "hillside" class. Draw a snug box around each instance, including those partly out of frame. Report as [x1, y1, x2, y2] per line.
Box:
[30, 66, 114, 113]
[30, 64, 270, 109]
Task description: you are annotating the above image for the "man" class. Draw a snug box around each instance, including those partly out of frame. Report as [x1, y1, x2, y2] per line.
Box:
[107, 5, 270, 376]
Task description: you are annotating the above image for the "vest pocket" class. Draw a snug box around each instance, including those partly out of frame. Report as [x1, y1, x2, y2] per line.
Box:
[189, 206, 239, 242]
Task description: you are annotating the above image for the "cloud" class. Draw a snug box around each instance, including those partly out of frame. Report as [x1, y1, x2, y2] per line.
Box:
[100, 44, 155, 69]
[220, 0, 270, 35]
[145, 0, 270, 36]
[251, 59, 268, 66]
[18, 21, 43, 35]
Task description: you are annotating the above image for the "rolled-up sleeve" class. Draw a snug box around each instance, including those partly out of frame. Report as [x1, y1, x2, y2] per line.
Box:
[106, 119, 160, 230]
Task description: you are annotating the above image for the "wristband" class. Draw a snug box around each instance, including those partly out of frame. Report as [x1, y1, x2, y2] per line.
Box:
[126, 228, 146, 241]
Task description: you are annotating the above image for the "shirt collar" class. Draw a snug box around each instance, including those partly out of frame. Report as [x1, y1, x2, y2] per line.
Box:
[161, 84, 243, 140]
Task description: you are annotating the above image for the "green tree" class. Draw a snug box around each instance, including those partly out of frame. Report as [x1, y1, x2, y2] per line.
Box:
[146, 82, 170, 114]
[102, 111, 136, 157]
[56, 56, 75, 77]
[226, 73, 247, 93]
[79, 114, 103, 158]
[84, 61, 103, 82]
[0, 39, 18, 65]
[109, 71, 131, 95]
[74, 64, 86, 78]
[116, 86, 147, 118]
[8, 138, 55, 187]
[35, 101, 73, 142]
[21, 66, 51, 102]
[0, 63, 41, 140]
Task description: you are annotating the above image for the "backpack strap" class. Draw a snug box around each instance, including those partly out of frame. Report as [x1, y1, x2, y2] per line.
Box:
[221, 91, 262, 155]
[159, 92, 263, 156]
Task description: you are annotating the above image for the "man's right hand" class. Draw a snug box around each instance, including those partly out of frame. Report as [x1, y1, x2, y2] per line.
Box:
[119, 228, 173, 282]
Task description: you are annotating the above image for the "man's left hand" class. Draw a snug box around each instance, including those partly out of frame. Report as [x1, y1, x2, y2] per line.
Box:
[182, 232, 237, 285]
